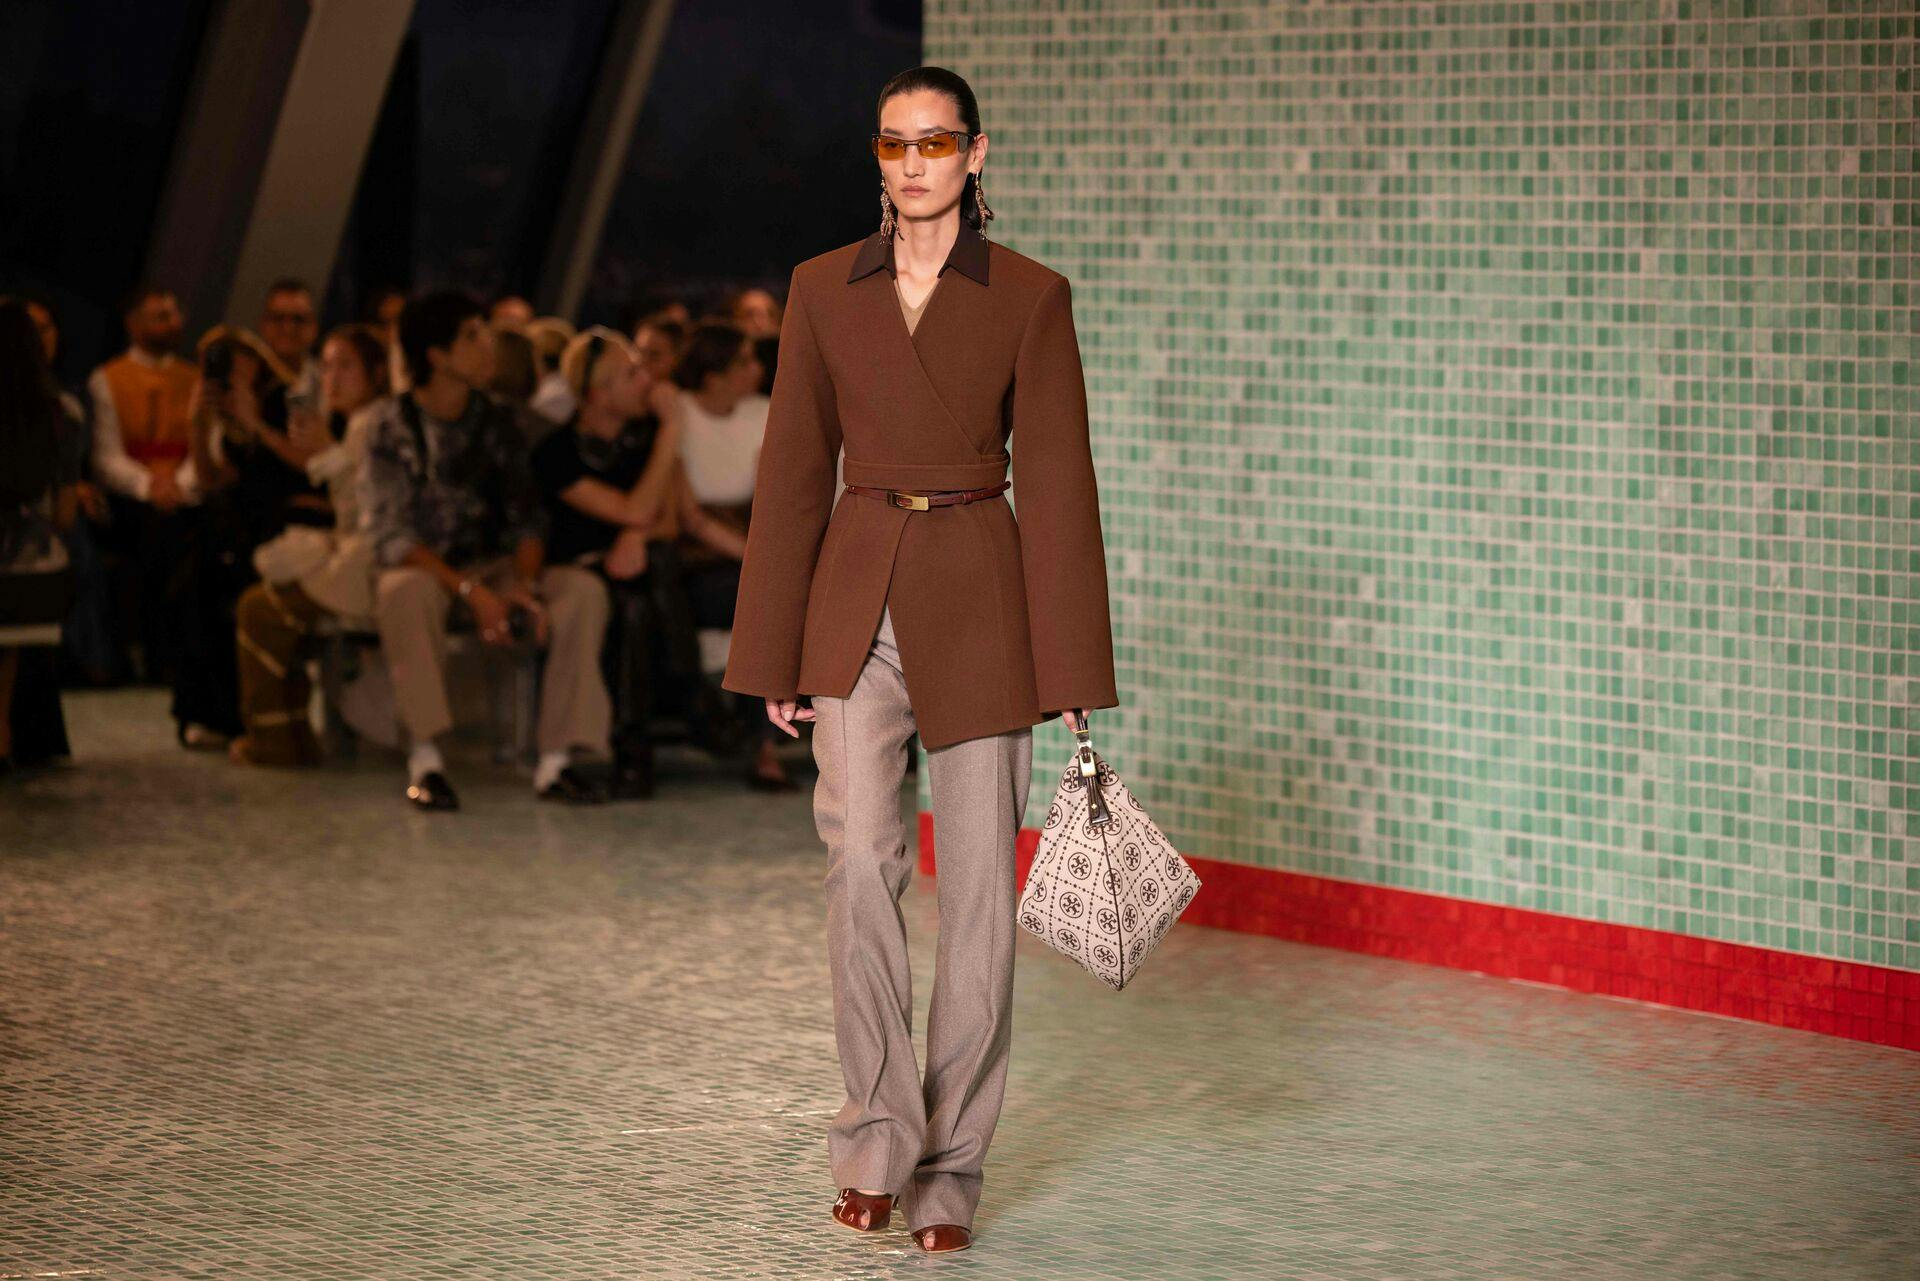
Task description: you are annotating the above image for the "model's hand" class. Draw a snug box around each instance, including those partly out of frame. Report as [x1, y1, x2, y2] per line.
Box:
[1062, 708, 1089, 732]
[766, 697, 815, 738]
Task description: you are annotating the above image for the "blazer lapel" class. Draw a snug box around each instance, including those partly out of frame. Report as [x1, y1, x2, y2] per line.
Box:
[848, 268, 983, 459]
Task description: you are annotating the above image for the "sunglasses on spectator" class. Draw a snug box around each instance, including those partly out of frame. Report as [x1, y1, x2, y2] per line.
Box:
[870, 130, 974, 161]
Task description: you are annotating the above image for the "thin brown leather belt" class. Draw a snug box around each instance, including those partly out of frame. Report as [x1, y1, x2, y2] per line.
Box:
[843, 479, 1010, 511]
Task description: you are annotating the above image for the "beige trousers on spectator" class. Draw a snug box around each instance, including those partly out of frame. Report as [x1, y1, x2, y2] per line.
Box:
[808, 604, 1035, 1233]
[375, 559, 611, 756]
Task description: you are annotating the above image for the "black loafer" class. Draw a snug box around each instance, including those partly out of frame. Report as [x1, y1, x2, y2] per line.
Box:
[609, 750, 656, 800]
[539, 765, 607, 804]
[407, 771, 460, 811]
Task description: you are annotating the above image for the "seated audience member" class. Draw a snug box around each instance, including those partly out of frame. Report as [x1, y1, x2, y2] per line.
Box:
[524, 316, 578, 424]
[645, 297, 692, 332]
[489, 326, 539, 407]
[171, 325, 320, 746]
[230, 324, 392, 767]
[669, 322, 794, 792]
[86, 285, 200, 683]
[715, 290, 785, 397]
[362, 286, 410, 390]
[258, 277, 321, 404]
[363, 285, 407, 337]
[490, 295, 535, 330]
[24, 296, 114, 686]
[727, 287, 782, 341]
[631, 315, 685, 380]
[532, 329, 741, 799]
[0, 298, 79, 772]
[361, 290, 611, 810]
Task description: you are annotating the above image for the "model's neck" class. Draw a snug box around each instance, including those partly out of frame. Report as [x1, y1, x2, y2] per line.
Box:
[893, 208, 960, 278]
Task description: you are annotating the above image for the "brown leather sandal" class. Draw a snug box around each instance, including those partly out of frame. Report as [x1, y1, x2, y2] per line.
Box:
[912, 1224, 973, 1253]
[830, 1188, 894, 1232]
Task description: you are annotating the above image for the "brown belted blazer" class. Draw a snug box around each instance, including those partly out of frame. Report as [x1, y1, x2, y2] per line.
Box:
[721, 227, 1118, 750]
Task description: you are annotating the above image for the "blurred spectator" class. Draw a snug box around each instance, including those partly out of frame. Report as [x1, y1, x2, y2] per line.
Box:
[259, 278, 321, 404]
[24, 297, 115, 685]
[363, 285, 407, 335]
[726, 287, 782, 340]
[669, 322, 790, 790]
[717, 289, 782, 396]
[674, 323, 766, 517]
[230, 323, 394, 766]
[651, 299, 692, 331]
[533, 328, 739, 799]
[0, 298, 79, 772]
[525, 316, 579, 424]
[489, 326, 539, 407]
[86, 286, 200, 683]
[490, 295, 535, 329]
[361, 290, 610, 810]
[169, 325, 314, 746]
[631, 316, 685, 381]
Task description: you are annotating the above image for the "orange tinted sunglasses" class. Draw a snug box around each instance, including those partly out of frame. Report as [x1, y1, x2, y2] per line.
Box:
[870, 130, 973, 161]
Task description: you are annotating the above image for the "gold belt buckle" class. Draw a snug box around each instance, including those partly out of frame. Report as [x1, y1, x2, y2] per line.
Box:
[888, 490, 931, 511]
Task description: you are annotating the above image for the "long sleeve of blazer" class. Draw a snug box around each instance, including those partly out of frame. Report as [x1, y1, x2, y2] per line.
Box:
[723, 228, 1118, 750]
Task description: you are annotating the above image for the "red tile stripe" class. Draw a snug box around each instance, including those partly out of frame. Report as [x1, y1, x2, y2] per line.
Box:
[917, 812, 1920, 1053]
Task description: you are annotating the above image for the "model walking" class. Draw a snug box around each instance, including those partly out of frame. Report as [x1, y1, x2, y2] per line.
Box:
[722, 65, 1118, 1254]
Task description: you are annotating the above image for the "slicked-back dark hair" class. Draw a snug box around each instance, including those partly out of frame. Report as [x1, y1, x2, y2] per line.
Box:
[876, 66, 987, 229]
[398, 290, 485, 387]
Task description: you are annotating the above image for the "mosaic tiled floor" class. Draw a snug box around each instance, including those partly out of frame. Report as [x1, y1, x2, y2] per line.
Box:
[3, 689, 1915, 1280]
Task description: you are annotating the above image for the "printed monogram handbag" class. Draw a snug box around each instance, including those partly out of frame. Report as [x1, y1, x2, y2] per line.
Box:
[1017, 721, 1201, 990]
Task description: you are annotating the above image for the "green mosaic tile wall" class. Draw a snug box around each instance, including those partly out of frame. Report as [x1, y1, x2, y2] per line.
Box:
[918, 0, 1918, 970]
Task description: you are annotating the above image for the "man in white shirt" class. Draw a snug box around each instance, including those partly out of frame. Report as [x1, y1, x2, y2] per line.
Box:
[87, 288, 199, 507]
[85, 287, 208, 683]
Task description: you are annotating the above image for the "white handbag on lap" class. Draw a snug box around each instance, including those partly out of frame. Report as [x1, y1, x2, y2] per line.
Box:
[1017, 722, 1201, 990]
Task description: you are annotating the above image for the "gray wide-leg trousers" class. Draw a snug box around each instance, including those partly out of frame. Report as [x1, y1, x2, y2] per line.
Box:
[808, 603, 1035, 1232]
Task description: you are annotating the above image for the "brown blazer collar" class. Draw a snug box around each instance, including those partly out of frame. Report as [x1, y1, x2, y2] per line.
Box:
[846, 225, 990, 286]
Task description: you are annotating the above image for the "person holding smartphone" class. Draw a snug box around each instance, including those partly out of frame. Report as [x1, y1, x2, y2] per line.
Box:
[358, 291, 613, 810]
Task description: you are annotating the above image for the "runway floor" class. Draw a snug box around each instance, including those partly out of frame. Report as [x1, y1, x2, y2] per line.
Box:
[3, 689, 1916, 1280]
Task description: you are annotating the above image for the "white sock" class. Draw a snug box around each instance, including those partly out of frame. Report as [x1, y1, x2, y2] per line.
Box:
[408, 742, 445, 784]
[534, 750, 570, 791]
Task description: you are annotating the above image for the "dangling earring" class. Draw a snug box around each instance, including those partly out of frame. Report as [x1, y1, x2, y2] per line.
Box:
[878, 179, 896, 239]
[971, 172, 996, 235]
